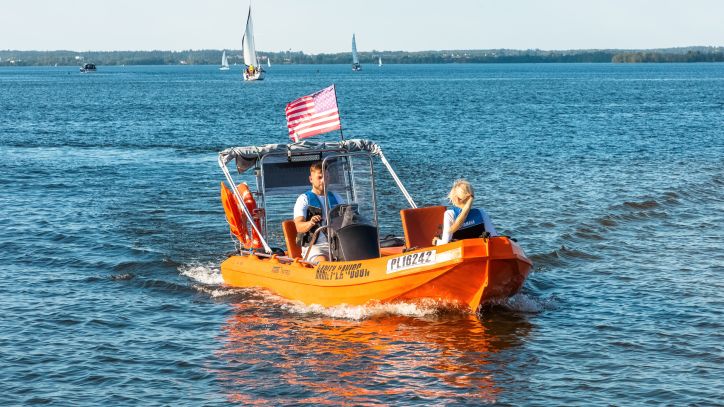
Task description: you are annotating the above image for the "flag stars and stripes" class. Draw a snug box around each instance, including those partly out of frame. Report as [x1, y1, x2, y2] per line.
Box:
[285, 85, 342, 142]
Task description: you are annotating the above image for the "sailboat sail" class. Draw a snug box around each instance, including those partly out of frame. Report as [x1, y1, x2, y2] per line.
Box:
[242, 7, 258, 67]
[351, 34, 361, 71]
[378, 56, 382, 67]
[352, 34, 359, 64]
[220, 51, 229, 69]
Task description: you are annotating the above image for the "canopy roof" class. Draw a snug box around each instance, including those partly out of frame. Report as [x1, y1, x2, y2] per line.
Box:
[219, 139, 380, 173]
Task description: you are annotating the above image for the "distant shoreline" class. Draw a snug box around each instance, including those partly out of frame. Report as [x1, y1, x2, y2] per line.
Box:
[2, 46, 723, 66]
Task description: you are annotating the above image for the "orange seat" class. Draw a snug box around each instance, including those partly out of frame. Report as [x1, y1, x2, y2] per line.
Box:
[400, 206, 446, 249]
[282, 220, 302, 259]
[380, 246, 405, 256]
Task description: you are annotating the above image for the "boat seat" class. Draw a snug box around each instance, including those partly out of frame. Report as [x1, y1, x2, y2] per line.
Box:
[331, 223, 380, 261]
[282, 220, 302, 259]
[400, 206, 446, 249]
[380, 246, 405, 256]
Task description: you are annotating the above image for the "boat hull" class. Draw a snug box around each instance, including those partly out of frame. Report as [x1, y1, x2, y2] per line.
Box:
[221, 237, 532, 313]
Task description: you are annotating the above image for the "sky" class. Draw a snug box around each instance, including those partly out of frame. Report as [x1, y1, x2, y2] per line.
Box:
[1, 0, 722, 52]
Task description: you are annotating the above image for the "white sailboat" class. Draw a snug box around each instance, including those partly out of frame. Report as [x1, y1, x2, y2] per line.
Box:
[267, 57, 271, 68]
[378, 56, 382, 67]
[242, 6, 264, 81]
[220, 50, 230, 71]
[352, 34, 361, 71]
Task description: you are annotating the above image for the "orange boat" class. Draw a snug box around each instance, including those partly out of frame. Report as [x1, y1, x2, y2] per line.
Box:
[218, 139, 532, 313]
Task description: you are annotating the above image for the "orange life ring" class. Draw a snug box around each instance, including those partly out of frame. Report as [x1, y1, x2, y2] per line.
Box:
[237, 183, 263, 249]
[220, 182, 263, 249]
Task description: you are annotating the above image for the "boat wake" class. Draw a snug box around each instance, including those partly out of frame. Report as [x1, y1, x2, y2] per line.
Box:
[178, 261, 224, 285]
[281, 298, 471, 320]
[530, 173, 724, 272]
[178, 261, 254, 298]
[485, 292, 557, 314]
[282, 292, 554, 320]
[178, 261, 552, 319]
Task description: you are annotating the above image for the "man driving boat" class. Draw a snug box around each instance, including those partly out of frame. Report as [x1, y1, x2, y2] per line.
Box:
[293, 161, 344, 263]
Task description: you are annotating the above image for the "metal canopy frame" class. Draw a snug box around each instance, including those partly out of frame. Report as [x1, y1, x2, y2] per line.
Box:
[218, 139, 416, 254]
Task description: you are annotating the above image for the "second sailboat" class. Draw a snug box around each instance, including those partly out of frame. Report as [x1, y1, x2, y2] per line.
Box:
[352, 34, 361, 71]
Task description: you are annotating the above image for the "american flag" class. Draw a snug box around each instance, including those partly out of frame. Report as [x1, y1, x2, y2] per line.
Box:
[285, 85, 341, 141]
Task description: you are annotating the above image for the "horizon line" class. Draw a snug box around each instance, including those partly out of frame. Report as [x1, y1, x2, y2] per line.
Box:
[3, 45, 723, 54]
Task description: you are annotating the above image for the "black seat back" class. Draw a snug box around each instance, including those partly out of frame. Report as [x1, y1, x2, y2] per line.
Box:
[332, 223, 380, 261]
[328, 203, 380, 261]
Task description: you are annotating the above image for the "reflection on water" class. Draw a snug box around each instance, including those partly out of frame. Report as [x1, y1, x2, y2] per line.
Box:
[214, 302, 532, 405]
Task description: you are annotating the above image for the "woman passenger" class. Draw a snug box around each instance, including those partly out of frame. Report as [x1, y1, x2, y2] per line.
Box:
[432, 179, 498, 246]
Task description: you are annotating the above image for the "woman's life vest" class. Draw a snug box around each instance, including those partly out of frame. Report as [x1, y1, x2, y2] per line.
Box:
[450, 206, 487, 240]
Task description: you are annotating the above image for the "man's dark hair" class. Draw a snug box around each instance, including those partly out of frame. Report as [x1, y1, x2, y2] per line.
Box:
[310, 161, 323, 173]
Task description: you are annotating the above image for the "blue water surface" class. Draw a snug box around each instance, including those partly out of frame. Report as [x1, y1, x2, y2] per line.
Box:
[1, 63, 723, 405]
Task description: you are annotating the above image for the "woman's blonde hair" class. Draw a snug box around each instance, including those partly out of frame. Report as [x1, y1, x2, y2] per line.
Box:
[448, 179, 475, 203]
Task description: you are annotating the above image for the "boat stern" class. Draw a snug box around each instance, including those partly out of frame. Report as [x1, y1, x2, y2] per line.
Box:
[393, 237, 532, 312]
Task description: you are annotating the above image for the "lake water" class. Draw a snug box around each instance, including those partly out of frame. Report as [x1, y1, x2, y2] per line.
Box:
[1, 63, 722, 405]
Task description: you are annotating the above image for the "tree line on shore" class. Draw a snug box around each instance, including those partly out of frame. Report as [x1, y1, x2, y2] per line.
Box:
[1, 47, 722, 66]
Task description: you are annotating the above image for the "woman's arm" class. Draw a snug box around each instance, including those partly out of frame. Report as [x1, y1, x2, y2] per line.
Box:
[435, 210, 455, 245]
[449, 197, 474, 235]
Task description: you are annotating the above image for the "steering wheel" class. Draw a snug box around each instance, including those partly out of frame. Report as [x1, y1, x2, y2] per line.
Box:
[329, 203, 358, 220]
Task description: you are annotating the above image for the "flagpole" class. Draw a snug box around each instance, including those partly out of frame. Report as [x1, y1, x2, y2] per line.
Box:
[333, 84, 345, 141]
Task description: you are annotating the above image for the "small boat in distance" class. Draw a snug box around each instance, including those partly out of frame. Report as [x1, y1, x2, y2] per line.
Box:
[242, 6, 264, 81]
[79, 63, 96, 73]
[352, 34, 361, 71]
[220, 50, 230, 71]
[267, 57, 271, 68]
[378, 56, 382, 67]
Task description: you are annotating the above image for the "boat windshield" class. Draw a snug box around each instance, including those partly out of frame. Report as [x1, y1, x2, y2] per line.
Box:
[255, 150, 377, 246]
[322, 153, 378, 228]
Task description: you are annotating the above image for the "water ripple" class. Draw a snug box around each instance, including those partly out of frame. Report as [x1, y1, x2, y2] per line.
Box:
[1, 64, 722, 405]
